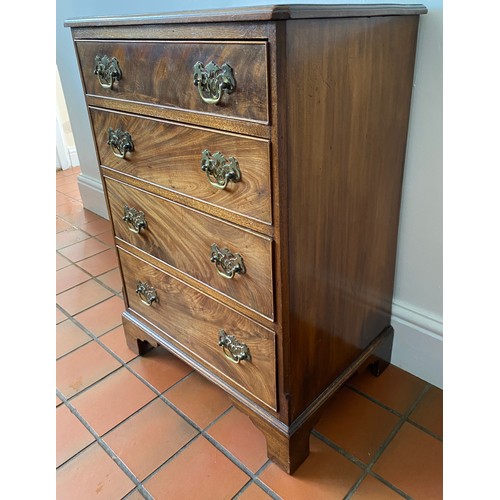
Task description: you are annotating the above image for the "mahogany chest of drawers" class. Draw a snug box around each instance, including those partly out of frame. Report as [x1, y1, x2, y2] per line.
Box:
[66, 4, 427, 473]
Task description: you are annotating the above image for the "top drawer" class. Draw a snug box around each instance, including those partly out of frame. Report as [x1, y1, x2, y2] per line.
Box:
[75, 40, 269, 123]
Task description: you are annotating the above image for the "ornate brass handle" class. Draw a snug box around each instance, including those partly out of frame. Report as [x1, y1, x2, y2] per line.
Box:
[123, 206, 147, 234]
[136, 281, 158, 306]
[94, 55, 122, 89]
[193, 61, 236, 105]
[218, 330, 251, 363]
[107, 128, 134, 159]
[201, 150, 241, 190]
[210, 243, 246, 279]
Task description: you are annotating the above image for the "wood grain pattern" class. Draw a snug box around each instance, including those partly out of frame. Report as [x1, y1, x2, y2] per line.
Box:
[67, 6, 426, 474]
[284, 16, 420, 419]
[65, 4, 427, 27]
[90, 107, 272, 224]
[105, 177, 274, 319]
[118, 246, 277, 410]
[76, 40, 269, 123]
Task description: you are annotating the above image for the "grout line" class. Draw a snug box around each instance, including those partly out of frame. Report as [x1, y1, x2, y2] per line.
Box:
[406, 418, 443, 442]
[56, 389, 155, 500]
[345, 381, 441, 440]
[311, 430, 367, 469]
[342, 383, 431, 499]
[344, 384, 404, 417]
[231, 478, 255, 499]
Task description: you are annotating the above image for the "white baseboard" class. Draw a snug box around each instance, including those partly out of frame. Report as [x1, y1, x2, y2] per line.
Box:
[76, 173, 109, 220]
[68, 147, 80, 168]
[391, 300, 443, 389]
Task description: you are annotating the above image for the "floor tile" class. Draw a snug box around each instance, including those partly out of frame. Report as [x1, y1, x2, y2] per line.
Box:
[103, 398, 198, 481]
[60, 207, 102, 227]
[100, 325, 138, 363]
[56, 307, 67, 324]
[95, 230, 114, 246]
[56, 405, 94, 467]
[259, 436, 362, 500]
[207, 407, 267, 473]
[71, 367, 156, 435]
[238, 482, 274, 499]
[56, 341, 121, 398]
[123, 489, 147, 500]
[315, 387, 399, 463]
[57, 192, 75, 207]
[76, 248, 118, 276]
[56, 264, 91, 294]
[56, 442, 135, 499]
[56, 319, 92, 359]
[351, 474, 403, 499]
[409, 386, 443, 438]
[80, 217, 112, 236]
[57, 200, 83, 218]
[56, 280, 113, 316]
[58, 238, 109, 263]
[56, 217, 75, 233]
[128, 346, 193, 393]
[56, 252, 71, 270]
[165, 371, 231, 429]
[372, 422, 443, 499]
[143, 435, 249, 499]
[56, 228, 90, 250]
[347, 364, 427, 414]
[73, 296, 124, 337]
[96, 267, 123, 293]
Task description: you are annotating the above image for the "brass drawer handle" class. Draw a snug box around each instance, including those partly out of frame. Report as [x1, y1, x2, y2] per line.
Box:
[135, 281, 158, 306]
[94, 55, 122, 89]
[193, 61, 236, 105]
[107, 128, 134, 159]
[218, 330, 251, 364]
[123, 206, 147, 234]
[210, 243, 245, 279]
[201, 150, 241, 190]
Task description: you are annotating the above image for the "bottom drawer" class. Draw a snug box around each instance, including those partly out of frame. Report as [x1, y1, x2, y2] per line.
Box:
[118, 246, 277, 410]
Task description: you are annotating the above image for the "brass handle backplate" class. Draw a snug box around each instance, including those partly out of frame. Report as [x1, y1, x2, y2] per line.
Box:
[201, 150, 241, 190]
[210, 243, 245, 279]
[94, 55, 122, 89]
[107, 128, 134, 159]
[135, 281, 158, 306]
[193, 61, 236, 105]
[123, 206, 147, 234]
[218, 330, 251, 363]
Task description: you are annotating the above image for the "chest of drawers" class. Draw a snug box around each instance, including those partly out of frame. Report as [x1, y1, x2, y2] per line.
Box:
[66, 3, 426, 473]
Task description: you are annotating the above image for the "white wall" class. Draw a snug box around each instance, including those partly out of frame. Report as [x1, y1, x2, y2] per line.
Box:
[56, 0, 443, 387]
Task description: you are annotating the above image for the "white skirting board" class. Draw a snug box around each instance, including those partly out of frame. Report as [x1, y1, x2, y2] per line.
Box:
[77, 173, 109, 220]
[391, 300, 443, 389]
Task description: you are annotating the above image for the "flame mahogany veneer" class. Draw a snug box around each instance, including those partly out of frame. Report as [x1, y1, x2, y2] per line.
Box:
[66, 3, 426, 473]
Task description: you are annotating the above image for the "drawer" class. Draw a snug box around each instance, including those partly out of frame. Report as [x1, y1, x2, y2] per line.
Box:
[91, 107, 272, 224]
[76, 40, 269, 123]
[119, 247, 277, 410]
[106, 178, 274, 319]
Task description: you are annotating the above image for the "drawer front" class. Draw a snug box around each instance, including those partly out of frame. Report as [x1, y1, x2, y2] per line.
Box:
[76, 40, 269, 123]
[119, 247, 277, 410]
[106, 178, 274, 319]
[91, 108, 272, 224]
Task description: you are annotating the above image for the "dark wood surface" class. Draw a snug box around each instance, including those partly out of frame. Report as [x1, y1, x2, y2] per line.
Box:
[65, 4, 427, 27]
[118, 247, 277, 410]
[90, 107, 272, 224]
[105, 177, 275, 320]
[76, 39, 269, 123]
[283, 15, 420, 419]
[68, 5, 425, 474]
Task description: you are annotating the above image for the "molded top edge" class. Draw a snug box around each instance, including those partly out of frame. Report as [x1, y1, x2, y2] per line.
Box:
[64, 4, 427, 27]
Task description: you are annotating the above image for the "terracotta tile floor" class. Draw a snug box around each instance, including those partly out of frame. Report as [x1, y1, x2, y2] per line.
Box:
[56, 167, 443, 499]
